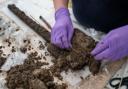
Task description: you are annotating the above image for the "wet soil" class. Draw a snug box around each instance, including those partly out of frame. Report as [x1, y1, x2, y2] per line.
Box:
[6, 52, 67, 89]
[47, 29, 101, 74]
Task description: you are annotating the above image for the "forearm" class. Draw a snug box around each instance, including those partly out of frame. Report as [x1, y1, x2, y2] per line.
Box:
[53, 0, 69, 11]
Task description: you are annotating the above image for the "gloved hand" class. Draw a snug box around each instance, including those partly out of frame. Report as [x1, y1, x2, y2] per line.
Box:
[51, 8, 74, 49]
[91, 25, 128, 61]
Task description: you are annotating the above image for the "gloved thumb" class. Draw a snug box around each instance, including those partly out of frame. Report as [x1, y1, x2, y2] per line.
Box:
[91, 41, 109, 56]
[94, 49, 110, 60]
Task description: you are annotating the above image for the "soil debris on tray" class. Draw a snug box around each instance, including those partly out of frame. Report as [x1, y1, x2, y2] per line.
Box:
[23, 39, 30, 44]
[44, 52, 50, 56]
[28, 45, 32, 51]
[43, 56, 47, 60]
[0, 49, 7, 68]
[0, 57, 6, 68]
[20, 47, 27, 54]
[0, 46, 3, 49]
[39, 41, 45, 50]
[6, 52, 67, 89]
[11, 46, 16, 53]
[5, 38, 11, 47]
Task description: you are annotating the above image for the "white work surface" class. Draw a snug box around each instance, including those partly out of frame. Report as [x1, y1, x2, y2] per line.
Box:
[0, 0, 128, 89]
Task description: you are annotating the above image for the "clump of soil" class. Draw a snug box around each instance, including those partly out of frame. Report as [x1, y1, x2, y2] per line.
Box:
[20, 47, 27, 54]
[11, 46, 16, 53]
[20, 39, 34, 53]
[39, 41, 45, 50]
[5, 38, 11, 47]
[47, 44, 69, 58]
[0, 48, 7, 68]
[48, 29, 101, 75]
[6, 52, 67, 89]
[23, 39, 30, 44]
[0, 56, 6, 68]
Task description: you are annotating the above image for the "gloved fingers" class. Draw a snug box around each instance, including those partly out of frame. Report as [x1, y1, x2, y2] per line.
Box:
[97, 31, 114, 47]
[55, 34, 63, 48]
[51, 26, 57, 43]
[94, 49, 111, 60]
[51, 32, 56, 44]
[67, 25, 74, 48]
[67, 25, 74, 40]
[60, 28, 69, 48]
[51, 29, 63, 47]
[91, 40, 109, 56]
[54, 30, 62, 39]
[62, 35, 70, 48]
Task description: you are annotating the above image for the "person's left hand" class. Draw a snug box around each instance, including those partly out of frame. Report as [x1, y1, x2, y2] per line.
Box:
[91, 25, 128, 61]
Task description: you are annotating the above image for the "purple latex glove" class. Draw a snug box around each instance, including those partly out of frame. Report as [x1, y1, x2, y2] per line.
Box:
[91, 25, 128, 61]
[51, 8, 74, 49]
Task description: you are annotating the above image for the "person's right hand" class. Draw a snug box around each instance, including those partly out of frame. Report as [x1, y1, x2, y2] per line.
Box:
[51, 8, 74, 49]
